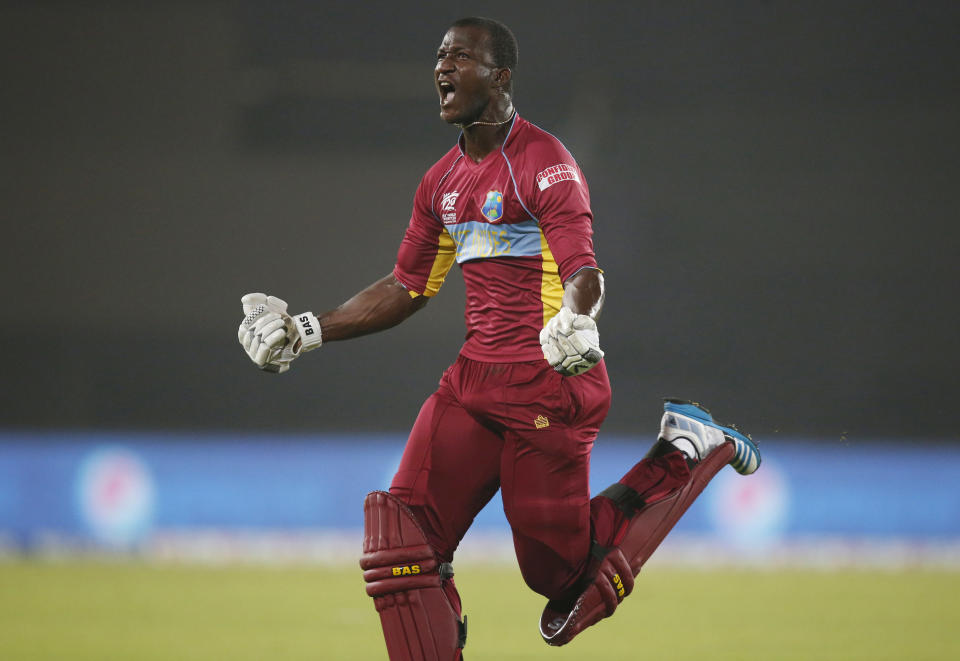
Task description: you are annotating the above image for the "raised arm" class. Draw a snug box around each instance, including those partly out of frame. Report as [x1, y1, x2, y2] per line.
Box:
[319, 273, 428, 342]
[238, 159, 454, 373]
[237, 274, 428, 374]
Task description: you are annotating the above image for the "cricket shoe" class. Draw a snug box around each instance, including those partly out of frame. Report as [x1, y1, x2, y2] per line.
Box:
[660, 399, 761, 475]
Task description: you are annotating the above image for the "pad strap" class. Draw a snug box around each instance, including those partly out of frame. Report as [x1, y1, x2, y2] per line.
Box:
[597, 482, 646, 517]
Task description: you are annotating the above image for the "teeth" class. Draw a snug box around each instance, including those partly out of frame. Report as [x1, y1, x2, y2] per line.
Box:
[439, 83, 455, 105]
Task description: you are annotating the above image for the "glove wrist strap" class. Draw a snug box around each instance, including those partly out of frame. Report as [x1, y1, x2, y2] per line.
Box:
[293, 311, 323, 352]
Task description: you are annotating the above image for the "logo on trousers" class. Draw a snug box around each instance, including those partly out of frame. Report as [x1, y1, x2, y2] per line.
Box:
[534, 415, 550, 429]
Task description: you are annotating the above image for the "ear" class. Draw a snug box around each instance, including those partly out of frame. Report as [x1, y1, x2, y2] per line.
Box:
[493, 67, 512, 90]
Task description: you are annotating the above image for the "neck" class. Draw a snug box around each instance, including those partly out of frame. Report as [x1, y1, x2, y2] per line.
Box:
[459, 101, 516, 163]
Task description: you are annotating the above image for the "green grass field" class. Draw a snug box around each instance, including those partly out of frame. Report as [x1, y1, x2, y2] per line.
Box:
[1, 559, 957, 660]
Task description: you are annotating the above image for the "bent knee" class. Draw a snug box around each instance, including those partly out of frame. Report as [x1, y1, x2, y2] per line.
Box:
[513, 533, 587, 600]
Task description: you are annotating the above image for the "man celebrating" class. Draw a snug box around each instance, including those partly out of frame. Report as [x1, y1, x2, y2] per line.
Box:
[238, 17, 760, 660]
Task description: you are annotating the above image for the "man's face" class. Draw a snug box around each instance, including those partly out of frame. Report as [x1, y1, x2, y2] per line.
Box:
[435, 25, 499, 124]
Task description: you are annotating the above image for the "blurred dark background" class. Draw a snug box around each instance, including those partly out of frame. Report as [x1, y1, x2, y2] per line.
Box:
[2, 0, 958, 439]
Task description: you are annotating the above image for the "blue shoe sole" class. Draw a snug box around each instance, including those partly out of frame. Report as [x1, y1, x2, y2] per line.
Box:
[663, 399, 761, 474]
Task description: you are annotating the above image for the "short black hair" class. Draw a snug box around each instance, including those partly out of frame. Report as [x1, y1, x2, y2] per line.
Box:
[450, 17, 518, 72]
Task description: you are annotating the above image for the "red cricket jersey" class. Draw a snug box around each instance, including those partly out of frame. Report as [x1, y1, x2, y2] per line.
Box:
[393, 114, 599, 362]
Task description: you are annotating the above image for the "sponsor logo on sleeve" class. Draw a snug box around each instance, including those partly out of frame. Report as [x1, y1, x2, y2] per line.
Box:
[536, 163, 581, 191]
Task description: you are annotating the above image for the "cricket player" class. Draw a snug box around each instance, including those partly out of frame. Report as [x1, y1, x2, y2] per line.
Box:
[238, 16, 760, 660]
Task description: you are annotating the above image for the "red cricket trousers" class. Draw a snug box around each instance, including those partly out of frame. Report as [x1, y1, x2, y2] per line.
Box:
[390, 355, 692, 600]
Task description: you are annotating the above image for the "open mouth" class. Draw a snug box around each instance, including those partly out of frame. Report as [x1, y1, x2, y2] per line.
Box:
[438, 80, 456, 106]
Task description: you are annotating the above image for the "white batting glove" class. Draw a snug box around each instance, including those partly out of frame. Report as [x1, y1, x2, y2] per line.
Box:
[540, 306, 604, 376]
[238, 293, 322, 374]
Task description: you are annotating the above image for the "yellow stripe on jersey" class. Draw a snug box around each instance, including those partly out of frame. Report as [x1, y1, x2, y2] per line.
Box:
[539, 229, 564, 327]
[416, 227, 457, 298]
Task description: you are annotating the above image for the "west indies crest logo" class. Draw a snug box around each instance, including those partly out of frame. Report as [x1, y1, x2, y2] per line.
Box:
[482, 190, 504, 221]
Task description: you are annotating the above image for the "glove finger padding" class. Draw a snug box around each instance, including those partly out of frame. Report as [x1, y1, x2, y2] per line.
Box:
[261, 324, 288, 352]
[239, 303, 283, 334]
[542, 340, 565, 367]
[238, 292, 322, 374]
[554, 333, 579, 358]
[239, 295, 292, 368]
[241, 293, 265, 314]
[565, 328, 600, 356]
[539, 325, 554, 347]
[553, 307, 575, 335]
[246, 316, 294, 367]
[241, 293, 288, 316]
[239, 311, 283, 352]
[254, 316, 287, 343]
[540, 306, 604, 376]
[253, 339, 275, 366]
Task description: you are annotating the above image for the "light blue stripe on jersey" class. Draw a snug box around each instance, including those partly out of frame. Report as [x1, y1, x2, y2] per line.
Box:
[446, 219, 542, 263]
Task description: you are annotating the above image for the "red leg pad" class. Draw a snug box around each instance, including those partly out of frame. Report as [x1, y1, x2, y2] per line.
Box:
[539, 443, 734, 646]
[360, 491, 466, 661]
